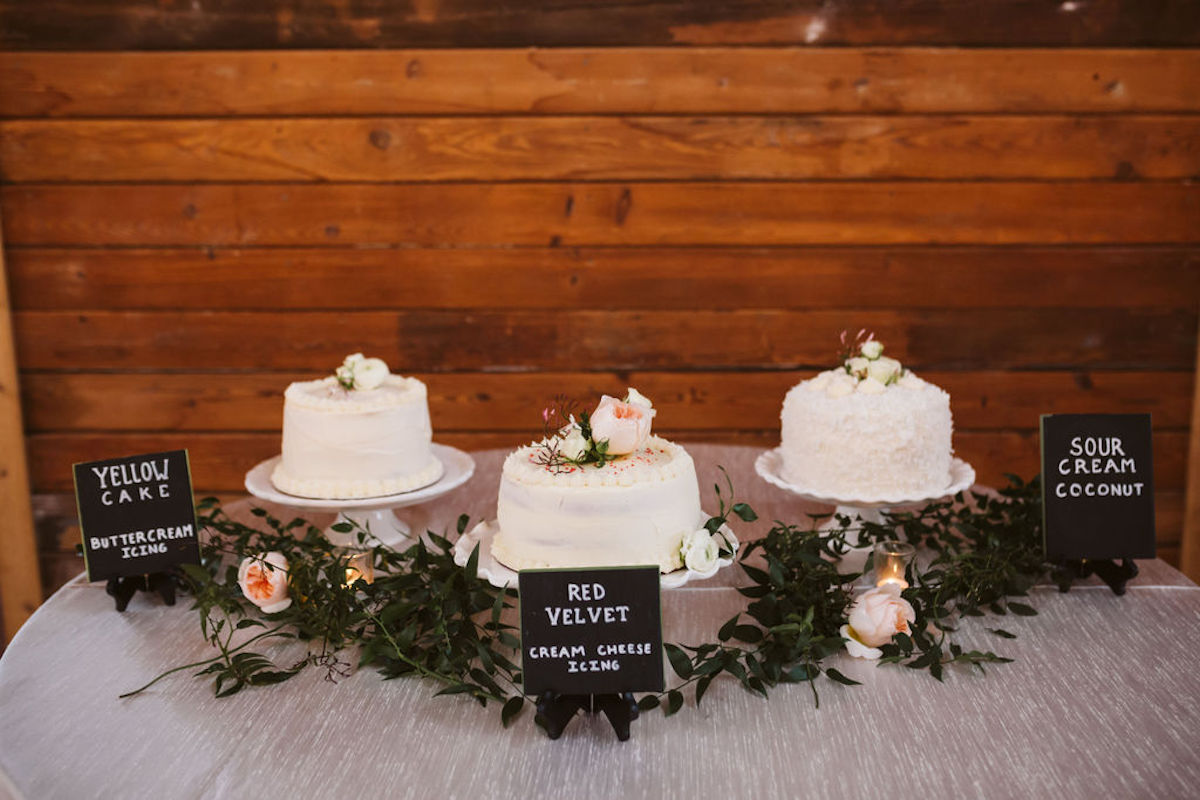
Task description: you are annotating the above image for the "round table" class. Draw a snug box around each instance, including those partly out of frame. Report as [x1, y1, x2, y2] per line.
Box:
[2, 446, 1199, 800]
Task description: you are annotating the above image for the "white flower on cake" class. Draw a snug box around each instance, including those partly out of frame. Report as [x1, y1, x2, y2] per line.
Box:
[842, 335, 904, 388]
[625, 387, 656, 415]
[861, 339, 884, 359]
[867, 357, 902, 385]
[842, 584, 915, 659]
[557, 424, 589, 461]
[680, 528, 720, 574]
[335, 353, 390, 391]
[589, 393, 653, 455]
[237, 552, 292, 614]
[856, 377, 886, 395]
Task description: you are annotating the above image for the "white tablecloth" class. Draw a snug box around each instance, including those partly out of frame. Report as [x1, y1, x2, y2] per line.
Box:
[2, 446, 1198, 800]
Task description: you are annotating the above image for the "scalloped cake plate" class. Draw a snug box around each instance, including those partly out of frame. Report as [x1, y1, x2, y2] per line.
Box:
[453, 517, 738, 591]
[754, 448, 976, 509]
[244, 443, 476, 510]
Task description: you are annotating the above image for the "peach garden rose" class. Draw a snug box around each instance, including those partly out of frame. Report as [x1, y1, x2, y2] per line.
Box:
[589, 393, 653, 455]
[237, 552, 293, 614]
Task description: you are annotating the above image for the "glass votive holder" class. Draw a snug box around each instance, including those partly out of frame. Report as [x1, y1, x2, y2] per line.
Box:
[873, 541, 916, 589]
[343, 549, 375, 587]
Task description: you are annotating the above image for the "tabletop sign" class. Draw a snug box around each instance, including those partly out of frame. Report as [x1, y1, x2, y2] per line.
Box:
[74, 450, 201, 582]
[1040, 414, 1155, 560]
[519, 566, 664, 697]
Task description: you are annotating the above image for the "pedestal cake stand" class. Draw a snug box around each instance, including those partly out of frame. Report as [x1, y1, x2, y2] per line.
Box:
[453, 518, 739, 590]
[244, 443, 475, 548]
[754, 448, 976, 571]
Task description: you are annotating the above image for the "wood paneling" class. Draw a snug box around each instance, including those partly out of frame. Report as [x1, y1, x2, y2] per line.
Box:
[0, 217, 42, 641]
[13, 309, 1196, 371]
[5, 183, 1198, 247]
[21, 371, 1194, 433]
[2, 1, 1197, 49]
[7, 247, 1198, 312]
[3, 50, 1198, 118]
[6, 115, 1200, 182]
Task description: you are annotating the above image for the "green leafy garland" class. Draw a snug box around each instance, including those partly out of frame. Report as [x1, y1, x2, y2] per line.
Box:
[123, 476, 1052, 727]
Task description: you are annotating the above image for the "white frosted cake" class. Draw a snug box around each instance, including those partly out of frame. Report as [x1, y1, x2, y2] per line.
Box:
[491, 390, 717, 573]
[779, 338, 953, 498]
[270, 354, 443, 499]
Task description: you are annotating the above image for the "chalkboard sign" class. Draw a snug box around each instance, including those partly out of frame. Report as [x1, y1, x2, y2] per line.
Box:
[1040, 414, 1155, 560]
[519, 566, 664, 696]
[74, 450, 201, 582]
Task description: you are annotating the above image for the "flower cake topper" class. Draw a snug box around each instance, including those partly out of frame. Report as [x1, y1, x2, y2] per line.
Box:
[335, 353, 390, 391]
[837, 329, 905, 392]
[534, 388, 656, 472]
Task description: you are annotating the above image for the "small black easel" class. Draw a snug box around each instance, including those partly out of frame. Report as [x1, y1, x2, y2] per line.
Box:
[1053, 558, 1139, 596]
[106, 571, 179, 612]
[535, 692, 639, 741]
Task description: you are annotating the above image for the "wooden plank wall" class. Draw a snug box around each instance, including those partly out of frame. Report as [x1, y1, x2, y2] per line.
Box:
[0, 1, 1196, 597]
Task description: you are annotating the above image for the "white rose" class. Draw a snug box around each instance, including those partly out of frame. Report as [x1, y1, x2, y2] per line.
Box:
[860, 339, 883, 360]
[840, 623, 883, 660]
[343, 353, 365, 368]
[558, 425, 588, 461]
[680, 529, 720, 575]
[237, 552, 292, 614]
[856, 377, 886, 394]
[353, 357, 390, 390]
[846, 584, 915, 648]
[867, 356, 901, 385]
[624, 387, 656, 416]
[845, 357, 870, 379]
[589, 395, 652, 455]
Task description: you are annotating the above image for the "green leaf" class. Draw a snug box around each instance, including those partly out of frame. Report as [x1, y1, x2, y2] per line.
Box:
[665, 690, 684, 717]
[824, 668, 861, 687]
[1008, 602, 1037, 617]
[695, 674, 714, 706]
[732, 625, 763, 644]
[988, 628, 1018, 639]
[457, 514, 470, 535]
[637, 694, 660, 711]
[717, 616, 738, 642]
[664, 643, 693, 680]
[731, 503, 758, 522]
[330, 521, 353, 533]
[501, 696, 525, 728]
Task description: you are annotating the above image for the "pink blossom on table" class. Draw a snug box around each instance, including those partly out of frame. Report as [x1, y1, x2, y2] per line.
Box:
[589, 394, 652, 455]
[237, 552, 292, 614]
[846, 583, 915, 649]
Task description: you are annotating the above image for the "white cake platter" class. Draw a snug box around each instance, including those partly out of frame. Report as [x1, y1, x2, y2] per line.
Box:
[452, 518, 739, 591]
[244, 443, 476, 548]
[754, 448, 975, 570]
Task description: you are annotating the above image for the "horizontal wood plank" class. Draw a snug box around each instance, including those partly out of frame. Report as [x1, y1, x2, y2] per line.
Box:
[24, 430, 1188, 493]
[5, 183, 1198, 246]
[7, 246, 1199, 311]
[3, 49, 1199, 118]
[13, 310, 1196, 371]
[5, 115, 1199, 182]
[20, 370, 1193, 433]
[2, 2, 1197, 49]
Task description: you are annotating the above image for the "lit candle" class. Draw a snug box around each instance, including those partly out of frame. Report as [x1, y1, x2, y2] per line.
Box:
[344, 550, 375, 586]
[873, 541, 915, 589]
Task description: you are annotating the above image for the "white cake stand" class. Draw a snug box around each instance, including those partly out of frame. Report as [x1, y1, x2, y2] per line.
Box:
[244, 443, 476, 548]
[754, 448, 976, 570]
[453, 518, 739, 591]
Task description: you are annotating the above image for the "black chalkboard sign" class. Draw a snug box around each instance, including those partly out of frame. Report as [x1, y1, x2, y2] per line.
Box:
[1040, 414, 1155, 560]
[519, 566, 664, 696]
[74, 450, 201, 582]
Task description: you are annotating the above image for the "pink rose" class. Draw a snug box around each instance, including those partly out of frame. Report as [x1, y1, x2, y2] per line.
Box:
[846, 584, 915, 648]
[237, 552, 292, 614]
[588, 395, 652, 455]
